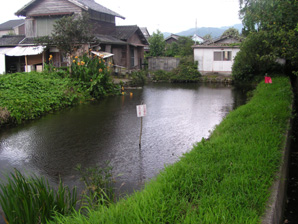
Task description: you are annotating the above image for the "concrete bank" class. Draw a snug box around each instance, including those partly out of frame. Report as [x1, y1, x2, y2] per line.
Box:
[261, 110, 293, 223]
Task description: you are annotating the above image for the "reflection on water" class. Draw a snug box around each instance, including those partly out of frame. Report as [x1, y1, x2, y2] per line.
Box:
[0, 83, 251, 195]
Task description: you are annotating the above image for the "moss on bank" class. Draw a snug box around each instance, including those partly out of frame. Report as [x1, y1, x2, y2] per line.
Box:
[51, 76, 293, 223]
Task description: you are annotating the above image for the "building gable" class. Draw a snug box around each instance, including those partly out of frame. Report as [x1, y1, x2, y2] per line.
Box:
[23, 0, 82, 17]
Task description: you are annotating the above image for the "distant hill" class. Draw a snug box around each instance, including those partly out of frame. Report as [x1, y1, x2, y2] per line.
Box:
[163, 24, 243, 39]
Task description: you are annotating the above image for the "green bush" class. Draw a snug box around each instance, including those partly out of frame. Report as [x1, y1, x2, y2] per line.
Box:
[171, 56, 201, 82]
[0, 72, 87, 124]
[152, 56, 201, 83]
[130, 70, 147, 86]
[232, 31, 284, 82]
[71, 54, 119, 99]
[152, 70, 172, 82]
[0, 169, 77, 224]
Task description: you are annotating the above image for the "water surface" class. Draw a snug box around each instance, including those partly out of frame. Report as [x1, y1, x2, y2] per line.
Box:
[0, 83, 250, 195]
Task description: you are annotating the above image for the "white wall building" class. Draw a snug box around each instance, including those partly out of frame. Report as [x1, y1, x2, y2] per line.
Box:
[193, 36, 241, 75]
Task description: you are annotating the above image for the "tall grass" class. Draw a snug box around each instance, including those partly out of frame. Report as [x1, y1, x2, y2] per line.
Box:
[0, 169, 77, 224]
[52, 77, 292, 223]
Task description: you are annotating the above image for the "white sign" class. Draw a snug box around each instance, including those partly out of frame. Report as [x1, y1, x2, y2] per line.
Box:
[136, 104, 147, 117]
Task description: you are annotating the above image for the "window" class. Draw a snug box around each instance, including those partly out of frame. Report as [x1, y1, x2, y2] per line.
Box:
[130, 47, 135, 67]
[214, 51, 232, 61]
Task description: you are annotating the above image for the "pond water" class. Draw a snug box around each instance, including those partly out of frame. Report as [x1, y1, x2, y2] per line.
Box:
[0, 82, 251, 196]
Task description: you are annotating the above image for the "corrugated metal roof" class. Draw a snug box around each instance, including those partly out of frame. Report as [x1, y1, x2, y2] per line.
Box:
[0, 47, 14, 54]
[6, 46, 45, 56]
[91, 51, 113, 58]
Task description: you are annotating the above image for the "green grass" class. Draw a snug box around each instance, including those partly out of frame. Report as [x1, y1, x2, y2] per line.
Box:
[51, 77, 292, 223]
[0, 72, 88, 125]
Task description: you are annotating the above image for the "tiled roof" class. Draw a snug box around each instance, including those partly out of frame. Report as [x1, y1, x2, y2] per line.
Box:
[0, 19, 25, 31]
[16, 0, 125, 19]
[165, 34, 180, 41]
[113, 26, 139, 41]
[19, 37, 38, 45]
[77, 0, 125, 19]
[0, 35, 25, 46]
[113, 25, 148, 45]
[95, 34, 126, 45]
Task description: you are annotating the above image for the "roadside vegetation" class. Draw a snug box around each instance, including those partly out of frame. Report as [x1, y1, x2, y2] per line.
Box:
[47, 77, 292, 223]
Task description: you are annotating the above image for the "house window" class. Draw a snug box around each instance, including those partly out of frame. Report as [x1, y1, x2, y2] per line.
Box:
[214, 51, 232, 61]
[130, 47, 135, 67]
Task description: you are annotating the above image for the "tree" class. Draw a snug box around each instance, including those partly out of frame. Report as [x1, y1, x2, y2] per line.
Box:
[148, 30, 165, 57]
[233, 0, 298, 81]
[176, 36, 194, 57]
[221, 27, 240, 38]
[203, 34, 212, 43]
[165, 42, 179, 57]
[36, 13, 97, 58]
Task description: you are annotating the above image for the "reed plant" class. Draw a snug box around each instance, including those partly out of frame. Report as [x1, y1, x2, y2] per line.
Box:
[50, 76, 293, 223]
[0, 169, 77, 224]
[75, 161, 115, 210]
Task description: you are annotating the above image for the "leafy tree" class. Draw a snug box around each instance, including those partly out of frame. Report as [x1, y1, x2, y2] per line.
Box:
[148, 30, 165, 57]
[176, 36, 194, 57]
[221, 27, 240, 38]
[165, 42, 179, 57]
[203, 34, 212, 42]
[233, 0, 298, 81]
[36, 13, 97, 57]
[165, 36, 194, 57]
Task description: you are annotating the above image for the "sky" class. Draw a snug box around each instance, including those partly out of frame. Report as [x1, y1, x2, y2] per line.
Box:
[0, 0, 242, 34]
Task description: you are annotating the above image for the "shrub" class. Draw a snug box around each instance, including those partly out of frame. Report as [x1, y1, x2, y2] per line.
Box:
[152, 70, 172, 82]
[171, 56, 201, 82]
[232, 31, 284, 82]
[130, 70, 147, 86]
[0, 72, 87, 124]
[71, 54, 119, 99]
[152, 56, 201, 83]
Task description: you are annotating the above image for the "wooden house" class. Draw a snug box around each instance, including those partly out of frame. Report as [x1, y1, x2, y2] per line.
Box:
[193, 36, 241, 75]
[165, 34, 180, 45]
[0, 0, 149, 74]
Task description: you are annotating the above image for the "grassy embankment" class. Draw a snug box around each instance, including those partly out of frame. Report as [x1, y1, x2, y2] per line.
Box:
[51, 76, 292, 223]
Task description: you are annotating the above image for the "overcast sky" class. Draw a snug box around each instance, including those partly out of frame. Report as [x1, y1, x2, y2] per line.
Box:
[0, 0, 242, 34]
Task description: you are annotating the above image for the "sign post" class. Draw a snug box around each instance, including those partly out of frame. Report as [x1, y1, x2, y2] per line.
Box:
[136, 103, 146, 149]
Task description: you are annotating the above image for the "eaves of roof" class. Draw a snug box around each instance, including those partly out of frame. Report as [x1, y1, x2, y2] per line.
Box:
[192, 44, 240, 49]
[15, 0, 125, 19]
[95, 34, 126, 45]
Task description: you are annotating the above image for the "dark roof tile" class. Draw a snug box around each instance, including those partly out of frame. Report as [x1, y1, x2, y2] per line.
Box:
[113, 26, 139, 41]
[0, 19, 25, 31]
[0, 35, 25, 46]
